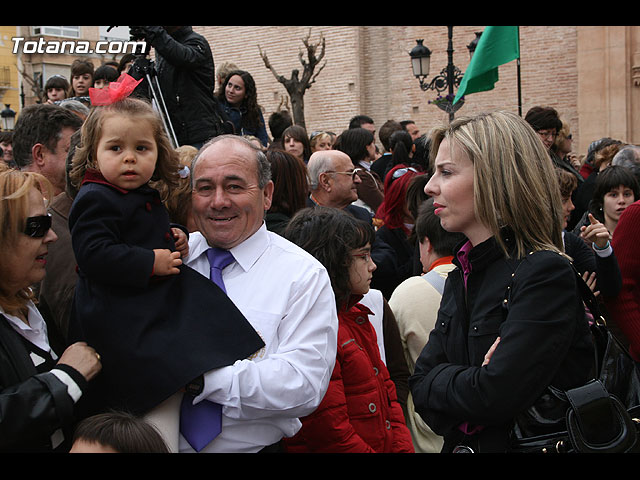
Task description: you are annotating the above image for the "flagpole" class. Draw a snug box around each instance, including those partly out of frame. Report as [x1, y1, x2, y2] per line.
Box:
[517, 26, 522, 116]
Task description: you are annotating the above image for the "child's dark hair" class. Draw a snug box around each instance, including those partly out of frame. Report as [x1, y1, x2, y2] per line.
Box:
[69, 97, 180, 194]
[591, 165, 640, 221]
[72, 410, 170, 453]
[94, 65, 119, 83]
[44, 75, 70, 95]
[415, 198, 466, 257]
[284, 207, 375, 307]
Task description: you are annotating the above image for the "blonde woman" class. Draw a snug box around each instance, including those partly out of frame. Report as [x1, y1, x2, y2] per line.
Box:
[409, 111, 594, 453]
[309, 131, 333, 153]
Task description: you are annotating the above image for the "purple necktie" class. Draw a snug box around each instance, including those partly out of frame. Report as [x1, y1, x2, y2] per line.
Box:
[179, 247, 235, 452]
[206, 247, 235, 294]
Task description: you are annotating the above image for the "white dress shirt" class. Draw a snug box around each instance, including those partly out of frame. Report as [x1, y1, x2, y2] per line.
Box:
[181, 223, 338, 453]
[360, 288, 386, 364]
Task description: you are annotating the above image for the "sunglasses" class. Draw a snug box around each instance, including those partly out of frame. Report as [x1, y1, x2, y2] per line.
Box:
[24, 214, 52, 238]
[392, 167, 418, 179]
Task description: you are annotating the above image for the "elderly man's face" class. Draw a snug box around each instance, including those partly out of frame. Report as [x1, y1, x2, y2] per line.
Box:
[325, 152, 360, 208]
[192, 138, 273, 250]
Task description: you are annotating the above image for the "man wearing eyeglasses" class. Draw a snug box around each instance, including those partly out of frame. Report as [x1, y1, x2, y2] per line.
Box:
[307, 150, 398, 298]
[307, 150, 367, 217]
[307, 149, 410, 408]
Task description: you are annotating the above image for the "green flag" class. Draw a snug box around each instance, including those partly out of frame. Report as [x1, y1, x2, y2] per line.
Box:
[454, 26, 520, 104]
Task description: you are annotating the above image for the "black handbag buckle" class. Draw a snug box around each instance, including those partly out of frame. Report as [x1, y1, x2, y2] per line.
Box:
[566, 379, 640, 453]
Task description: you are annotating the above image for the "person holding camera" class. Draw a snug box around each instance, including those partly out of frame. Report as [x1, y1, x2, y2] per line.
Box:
[128, 26, 227, 149]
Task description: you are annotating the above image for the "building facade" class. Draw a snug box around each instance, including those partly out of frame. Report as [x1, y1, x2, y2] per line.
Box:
[5, 26, 640, 158]
[0, 26, 20, 126]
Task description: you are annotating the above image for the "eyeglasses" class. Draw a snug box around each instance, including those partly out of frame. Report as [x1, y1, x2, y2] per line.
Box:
[326, 168, 363, 180]
[392, 167, 418, 179]
[352, 252, 372, 262]
[24, 214, 52, 238]
[536, 130, 558, 139]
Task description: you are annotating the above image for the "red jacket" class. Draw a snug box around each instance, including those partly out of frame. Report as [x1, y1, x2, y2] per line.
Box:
[284, 300, 414, 453]
[606, 200, 640, 361]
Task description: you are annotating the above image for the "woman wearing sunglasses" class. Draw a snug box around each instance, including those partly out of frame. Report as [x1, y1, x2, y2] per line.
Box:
[0, 166, 101, 451]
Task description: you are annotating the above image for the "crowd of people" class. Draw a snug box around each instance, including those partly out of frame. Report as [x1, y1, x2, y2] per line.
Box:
[1, 26, 640, 454]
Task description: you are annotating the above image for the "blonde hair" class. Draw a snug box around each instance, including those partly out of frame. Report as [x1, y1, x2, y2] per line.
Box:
[0, 167, 54, 311]
[310, 131, 332, 151]
[429, 110, 565, 259]
[152, 144, 199, 226]
[594, 142, 624, 170]
[69, 97, 180, 194]
[176, 145, 199, 168]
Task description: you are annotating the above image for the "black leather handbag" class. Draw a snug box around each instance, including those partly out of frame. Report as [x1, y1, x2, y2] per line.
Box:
[508, 266, 640, 453]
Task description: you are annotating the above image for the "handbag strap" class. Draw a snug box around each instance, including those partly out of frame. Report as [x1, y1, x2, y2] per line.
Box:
[570, 263, 606, 325]
[503, 254, 604, 323]
[503, 255, 609, 376]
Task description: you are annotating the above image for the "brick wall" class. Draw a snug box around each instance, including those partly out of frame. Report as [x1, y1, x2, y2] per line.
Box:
[198, 25, 584, 154]
[9, 26, 638, 156]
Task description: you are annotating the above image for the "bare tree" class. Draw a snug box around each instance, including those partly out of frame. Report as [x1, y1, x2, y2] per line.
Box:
[19, 67, 44, 104]
[259, 29, 326, 130]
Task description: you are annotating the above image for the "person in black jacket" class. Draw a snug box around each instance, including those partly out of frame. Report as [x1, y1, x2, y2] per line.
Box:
[555, 167, 622, 299]
[0, 165, 102, 452]
[410, 111, 594, 453]
[128, 26, 227, 149]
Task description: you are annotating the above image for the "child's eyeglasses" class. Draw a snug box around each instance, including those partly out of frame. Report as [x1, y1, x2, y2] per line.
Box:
[351, 252, 372, 262]
[24, 214, 52, 238]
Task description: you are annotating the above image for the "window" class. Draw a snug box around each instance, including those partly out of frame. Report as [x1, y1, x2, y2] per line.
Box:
[32, 26, 80, 38]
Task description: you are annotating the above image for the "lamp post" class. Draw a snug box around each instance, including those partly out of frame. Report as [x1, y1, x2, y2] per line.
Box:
[1, 104, 16, 131]
[410, 26, 480, 121]
[467, 32, 482, 59]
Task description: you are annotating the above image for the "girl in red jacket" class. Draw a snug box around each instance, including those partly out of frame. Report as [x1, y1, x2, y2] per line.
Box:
[283, 206, 414, 453]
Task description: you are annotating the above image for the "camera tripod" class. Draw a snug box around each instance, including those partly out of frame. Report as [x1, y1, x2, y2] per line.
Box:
[130, 56, 179, 149]
[107, 26, 179, 148]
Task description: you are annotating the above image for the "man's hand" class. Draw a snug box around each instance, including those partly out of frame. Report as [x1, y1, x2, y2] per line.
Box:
[172, 227, 189, 258]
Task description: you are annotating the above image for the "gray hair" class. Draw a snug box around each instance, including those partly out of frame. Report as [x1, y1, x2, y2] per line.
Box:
[612, 144, 640, 182]
[307, 151, 336, 190]
[58, 99, 90, 118]
[191, 134, 271, 189]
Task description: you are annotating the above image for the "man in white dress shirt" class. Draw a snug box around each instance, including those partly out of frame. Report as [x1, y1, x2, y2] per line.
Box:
[180, 134, 338, 453]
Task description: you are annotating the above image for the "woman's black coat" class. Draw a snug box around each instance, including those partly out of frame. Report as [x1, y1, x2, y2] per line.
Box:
[409, 234, 594, 452]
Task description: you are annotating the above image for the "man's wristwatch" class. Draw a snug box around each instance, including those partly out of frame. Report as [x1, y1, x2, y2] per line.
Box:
[185, 375, 204, 396]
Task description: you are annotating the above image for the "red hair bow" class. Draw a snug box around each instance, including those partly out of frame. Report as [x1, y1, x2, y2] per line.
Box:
[89, 73, 143, 106]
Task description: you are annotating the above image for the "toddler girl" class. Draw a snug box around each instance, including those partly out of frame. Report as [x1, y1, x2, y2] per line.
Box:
[67, 88, 263, 420]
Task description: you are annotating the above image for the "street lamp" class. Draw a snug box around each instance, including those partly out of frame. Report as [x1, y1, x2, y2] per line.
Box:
[467, 32, 483, 60]
[1, 104, 16, 131]
[410, 26, 480, 121]
[409, 39, 431, 82]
